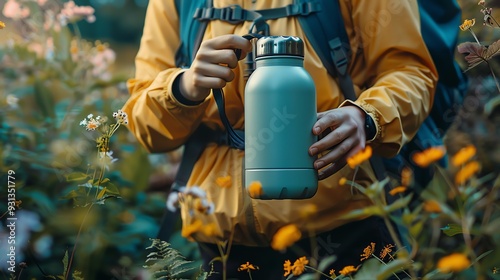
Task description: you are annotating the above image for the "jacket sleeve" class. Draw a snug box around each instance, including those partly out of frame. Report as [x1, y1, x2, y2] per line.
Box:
[122, 0, 209, 153]
[341, 0, 438, 157]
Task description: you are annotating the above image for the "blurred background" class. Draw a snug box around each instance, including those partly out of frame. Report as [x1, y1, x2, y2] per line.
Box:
[0, 0, 499, 279]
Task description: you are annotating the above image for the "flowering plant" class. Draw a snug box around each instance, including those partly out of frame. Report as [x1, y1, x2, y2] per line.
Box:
[0, 0, 165, 279]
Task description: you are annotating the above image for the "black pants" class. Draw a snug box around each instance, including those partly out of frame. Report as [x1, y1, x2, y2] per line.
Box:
[198, 216, 402, 280]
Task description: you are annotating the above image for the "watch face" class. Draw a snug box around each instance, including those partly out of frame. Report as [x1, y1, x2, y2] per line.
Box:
[365, 114, 376, 141]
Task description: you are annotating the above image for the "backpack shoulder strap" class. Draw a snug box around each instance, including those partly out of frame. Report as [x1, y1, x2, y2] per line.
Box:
[295, 0, 356, 102]
[174, 0, 213, 67]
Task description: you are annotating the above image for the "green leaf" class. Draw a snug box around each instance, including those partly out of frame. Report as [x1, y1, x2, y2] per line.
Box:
[96, 187, 107, 200]
[441, 224, 463, 237]
[339, 205, 384, 220]
[62, 250, 69, 277]
[66, 172, 89, 182]
[384, 194, 413, 213]
[376, 258, 412, 280]
[101, 181, 120, 195]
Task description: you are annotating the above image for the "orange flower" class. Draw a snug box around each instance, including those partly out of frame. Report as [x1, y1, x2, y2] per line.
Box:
[401, 167, 413, 186]
[379, 244, 395, 260]
[248, 181, 263, 198]
[411, 146, 446, 168]
[292, 256, 309, 276]
[299, 203, 318, 219]
[181, 219, 203, 238]
[389, 186, 407, 196]
[347, 146, 372, 168]
[216, 175, 232, 188]
[0, 21, 5, 29]
[339, 177, 348, 186]
[238, 261, 259, 272]
[451, 145, 476, 167]
[271, 224, 302, 251]
[283, 260, 292, 277]
[437, 253, 470, 273]
[339, 265, 359, 276]
[423, 200, 442, 213]
[455, 161, 480, 185]
[459, 19, 476, 31]
[360, 242, 376, 261]
[329, 269, 336, 276]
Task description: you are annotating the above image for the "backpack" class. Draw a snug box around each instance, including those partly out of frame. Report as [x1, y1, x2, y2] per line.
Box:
[172, 0, 468, 188]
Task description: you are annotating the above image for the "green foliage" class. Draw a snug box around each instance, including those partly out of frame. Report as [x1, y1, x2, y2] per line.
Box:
[0, 0, 166, 279]
[144, 239, 207, 280]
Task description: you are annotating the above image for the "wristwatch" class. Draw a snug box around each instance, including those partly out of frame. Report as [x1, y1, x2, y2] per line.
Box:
[364, 113, 377, 141]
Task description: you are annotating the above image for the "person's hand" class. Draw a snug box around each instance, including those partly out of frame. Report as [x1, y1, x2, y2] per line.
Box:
[179, 35, 253, 103]
[309, 106, 367, 180]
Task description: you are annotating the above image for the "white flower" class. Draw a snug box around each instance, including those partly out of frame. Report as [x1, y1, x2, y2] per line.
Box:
[6, 94, 18, 108]
[166, 191, 180, 212]
[185, 186, 207, 199]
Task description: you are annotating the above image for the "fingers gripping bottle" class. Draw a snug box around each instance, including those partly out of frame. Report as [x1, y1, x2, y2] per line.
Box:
[245, 36, 318, 199]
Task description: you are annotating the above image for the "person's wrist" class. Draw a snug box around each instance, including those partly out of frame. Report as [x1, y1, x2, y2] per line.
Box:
[172, 73, 205, 106]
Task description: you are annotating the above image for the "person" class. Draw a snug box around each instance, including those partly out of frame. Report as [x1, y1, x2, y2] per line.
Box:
[123, 0, 437, 279]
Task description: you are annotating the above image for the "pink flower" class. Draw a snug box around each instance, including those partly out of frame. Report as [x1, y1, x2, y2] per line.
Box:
[57, 1, 95, 25]
[3, 0, 30, 19]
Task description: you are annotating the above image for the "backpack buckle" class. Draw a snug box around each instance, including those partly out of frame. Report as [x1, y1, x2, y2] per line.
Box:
[329, 37, 349, 76]
[220, 5, 245, 24]
[286, 2, 321, 16]
[194, 5, 245, 24]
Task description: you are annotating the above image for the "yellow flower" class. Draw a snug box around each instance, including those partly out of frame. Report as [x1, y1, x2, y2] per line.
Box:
[216, 175, 232, 188]
[0, 21, 5, 29]
[238, 261, 259, 272]
[299, 203, 318, 219]
[339, 177, 347, 186]
[271, 224, 302, 251]
[411, 146, 446, 168]
[379, 244, 395, 259]
[339, 265, 359, 276]
[437, 253, 470, 273]
[283, 260, 292, 277]
[329, 269, 336, 276]
[347, 146, 372, 168]
[401, 167, 412, 186]
[360, 242, 376, 261]
[181, 219, 203, 238]
[460, 19, 476, 31]
[423, 200, 442, 213]
[451, 145, 476, 167]
[389, 186, 407, 196]
[248, 181, 263, 198]
[455, 161, 480, 185]
[292, 256, 309, 276]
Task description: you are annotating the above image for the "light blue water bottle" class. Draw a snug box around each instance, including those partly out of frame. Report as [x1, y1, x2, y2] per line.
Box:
[244, 36, 318, 199]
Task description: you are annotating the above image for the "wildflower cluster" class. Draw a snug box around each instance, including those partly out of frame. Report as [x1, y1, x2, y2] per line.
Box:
[283, 256, 309, 277]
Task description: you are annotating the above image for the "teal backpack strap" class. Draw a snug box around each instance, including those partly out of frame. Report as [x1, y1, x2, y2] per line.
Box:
[174, 0, 213, 67]
[295, 0, 354, 98]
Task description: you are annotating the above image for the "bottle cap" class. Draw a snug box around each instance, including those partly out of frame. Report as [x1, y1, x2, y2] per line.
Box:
[255, 36, 304, 58]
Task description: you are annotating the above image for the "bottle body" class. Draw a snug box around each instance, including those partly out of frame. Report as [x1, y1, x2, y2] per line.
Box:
[245, 54, 317, 199]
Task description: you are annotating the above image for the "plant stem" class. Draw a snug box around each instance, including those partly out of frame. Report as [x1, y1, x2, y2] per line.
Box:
[382, 215, 416, 279]
[64, 203, 94, 280]
[487, 62, 500, 94]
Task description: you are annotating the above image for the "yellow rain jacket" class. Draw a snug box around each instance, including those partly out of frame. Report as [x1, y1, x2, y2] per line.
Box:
[123, 0, 437, 246]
